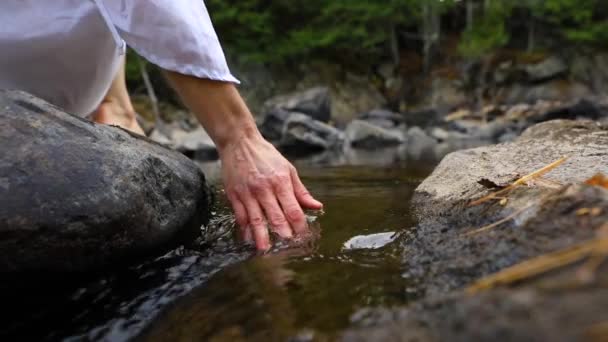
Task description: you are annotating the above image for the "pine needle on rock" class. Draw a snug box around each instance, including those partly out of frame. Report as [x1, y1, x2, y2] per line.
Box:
[466, 224, 608, 294]
[468, 156, 568, 207]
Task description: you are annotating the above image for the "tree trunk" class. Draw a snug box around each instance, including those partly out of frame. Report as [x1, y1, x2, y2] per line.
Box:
[466, 0, 474, 31]
[137, 57, 160, 125]
[390, 23, 400, 66]
[527, 16, 536, 52]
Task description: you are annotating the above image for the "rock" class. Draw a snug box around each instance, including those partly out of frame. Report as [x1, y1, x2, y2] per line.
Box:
[524, 56, 568, 82]
[263, 87, 331, 123]
[530, 98, 608, 124]
[359, 109, 404, 128]
[409, 120, 608, 295]
[427, 77, 467, 111]
[259, 108, 291, 141]
[330, 74, 388, 125]
[403, 108, 442, 127]
[342, 120, 608, 341]
[279, 113, 344, 152]
[377, 63, 396, 80]
[342, 232, 398, 251]
[0, 90, 210, 273]
[150, 122, 218, 160]
[429, 127, 451, 141]
[501, 80, 592, 104]
[405, 126, 437, 159]
[345, 120, 404, 149]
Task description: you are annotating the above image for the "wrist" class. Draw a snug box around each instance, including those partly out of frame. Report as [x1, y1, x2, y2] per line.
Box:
[216, 123, 264, 154]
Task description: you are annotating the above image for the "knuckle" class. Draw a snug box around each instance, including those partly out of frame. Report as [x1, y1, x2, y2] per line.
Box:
[249, 216, 265, 227]
[248, 176, 269, 195]
[285, 206, 304, 222]
[233, 184, 247, 196]
[268, 212, 287, 226]
[271, 173, 290, 187]
[297, 188, 311, 197]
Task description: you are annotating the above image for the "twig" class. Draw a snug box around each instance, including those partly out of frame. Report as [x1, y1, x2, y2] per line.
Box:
[137, 57, 160, 124]
[464, 202, 537, 236]
[466, 237, 608, 294]
[468, 156, 568, 207]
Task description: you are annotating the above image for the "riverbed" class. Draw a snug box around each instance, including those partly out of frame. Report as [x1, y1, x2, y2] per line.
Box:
[2, 158, 436, 341]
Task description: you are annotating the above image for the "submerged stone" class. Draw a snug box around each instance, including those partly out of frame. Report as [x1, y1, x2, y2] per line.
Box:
[0, 90, 210, 273]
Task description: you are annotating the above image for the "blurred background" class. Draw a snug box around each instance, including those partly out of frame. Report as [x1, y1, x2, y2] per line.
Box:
[127, 0, 608, 166]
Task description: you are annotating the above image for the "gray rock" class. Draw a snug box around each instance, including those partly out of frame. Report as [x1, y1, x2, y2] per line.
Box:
[280, 113, 344, 151]
[359, 109, 404, 128]
[403, 108, 442, 127]
[0, 90, 210, 273]
[263, 87, 331, 122]
[405, 126, 437, 159]
[429, 127, 451, 141]
[524, 56, 568, 82]
[151, 123, 217, 160]
[411, 120, 608, 295]
[342, 120, 608, 341]
[258, 108, 291, 141]
[345, 120, 404, 149]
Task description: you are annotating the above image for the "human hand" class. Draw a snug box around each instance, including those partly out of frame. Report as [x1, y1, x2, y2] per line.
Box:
[220, 133, 323, 250]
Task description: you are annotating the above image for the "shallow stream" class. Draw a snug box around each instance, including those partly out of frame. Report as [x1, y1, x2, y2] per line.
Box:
[2, 158, 436, 341]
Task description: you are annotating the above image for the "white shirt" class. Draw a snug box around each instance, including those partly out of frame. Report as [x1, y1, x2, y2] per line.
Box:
[0, 0, 238, 116]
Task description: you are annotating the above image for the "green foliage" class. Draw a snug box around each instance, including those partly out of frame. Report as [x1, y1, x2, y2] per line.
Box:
[458, 2, 512, 57]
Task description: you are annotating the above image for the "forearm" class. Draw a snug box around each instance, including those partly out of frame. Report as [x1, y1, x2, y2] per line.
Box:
[164, 71, 261, 152]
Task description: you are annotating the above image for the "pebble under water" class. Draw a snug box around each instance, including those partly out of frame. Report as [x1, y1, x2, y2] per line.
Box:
[1, 159, 435, 341]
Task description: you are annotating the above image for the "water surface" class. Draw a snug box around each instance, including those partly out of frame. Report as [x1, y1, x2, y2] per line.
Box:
[2, 159, 435, 341]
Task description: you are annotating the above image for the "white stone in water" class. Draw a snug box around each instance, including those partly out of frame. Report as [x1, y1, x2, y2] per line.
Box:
[342, 232, 398, 250]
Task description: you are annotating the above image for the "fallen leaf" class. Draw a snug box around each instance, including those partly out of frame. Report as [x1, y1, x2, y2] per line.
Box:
[585, 173, 608, 189]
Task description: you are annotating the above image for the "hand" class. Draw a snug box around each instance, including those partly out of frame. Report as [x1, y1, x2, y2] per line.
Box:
[220, 133, 323, 250]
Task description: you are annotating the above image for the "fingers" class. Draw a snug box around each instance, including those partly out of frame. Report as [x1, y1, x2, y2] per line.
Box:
[250, 176, 293, 239]
[239, 193, 271, 251]
[290, 167, 323, 209]
[227, 192, 252, 243]
[273, 178, 308, 235]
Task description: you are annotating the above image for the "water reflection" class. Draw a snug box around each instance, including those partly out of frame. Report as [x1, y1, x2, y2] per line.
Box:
[1, 159, 435, 341]
[139, 162, 434, 341]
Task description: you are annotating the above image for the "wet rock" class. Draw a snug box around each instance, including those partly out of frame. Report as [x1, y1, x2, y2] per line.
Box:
[530, 98, 608, 124]
[359, 109, 404, 128]
[330, 73, 388, 125]
[279, 113, 344, 152]
[403, 108, 442, 127]
[259, 108, 292, 141]
[524, 56, 568, 82]
[151, 123, 218, 160]
[343, 120, 608, 341]
[345, 120, 404, 149]
[405, 126, 438, 159]
[0, 90, 210, 273]
[263, 87, 331, 123]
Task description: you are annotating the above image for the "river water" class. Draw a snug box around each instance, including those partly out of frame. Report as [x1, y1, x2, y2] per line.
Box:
[2, 155, 436, 341]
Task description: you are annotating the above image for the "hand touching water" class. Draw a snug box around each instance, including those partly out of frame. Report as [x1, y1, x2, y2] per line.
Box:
[220, 134, 323, 250]
[165, 72, 322, 251]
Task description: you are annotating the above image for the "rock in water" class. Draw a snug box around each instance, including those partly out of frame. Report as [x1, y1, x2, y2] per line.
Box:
[263, 87, 331, 123]
[345, 120, 404, 149]
[0, 91, 210, 273]
[343, 120, 608, 341]
[280, 113, 344, 152]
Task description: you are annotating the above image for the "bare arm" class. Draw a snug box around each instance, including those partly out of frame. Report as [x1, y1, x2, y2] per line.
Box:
[165, 71, 323, 250]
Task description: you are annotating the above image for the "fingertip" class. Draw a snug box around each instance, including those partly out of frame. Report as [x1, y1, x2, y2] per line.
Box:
[302, 197, 323, 210]
[252, 225, 271, 251]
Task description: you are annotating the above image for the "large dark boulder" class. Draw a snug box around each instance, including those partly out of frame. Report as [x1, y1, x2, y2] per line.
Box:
[0, 90, 210, 273]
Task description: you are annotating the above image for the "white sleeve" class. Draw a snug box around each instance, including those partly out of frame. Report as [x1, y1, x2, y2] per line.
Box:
[103, 0, 239, 83]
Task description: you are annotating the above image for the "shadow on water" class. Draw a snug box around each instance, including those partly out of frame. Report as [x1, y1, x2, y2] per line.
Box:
[1, 151, 437, 341]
